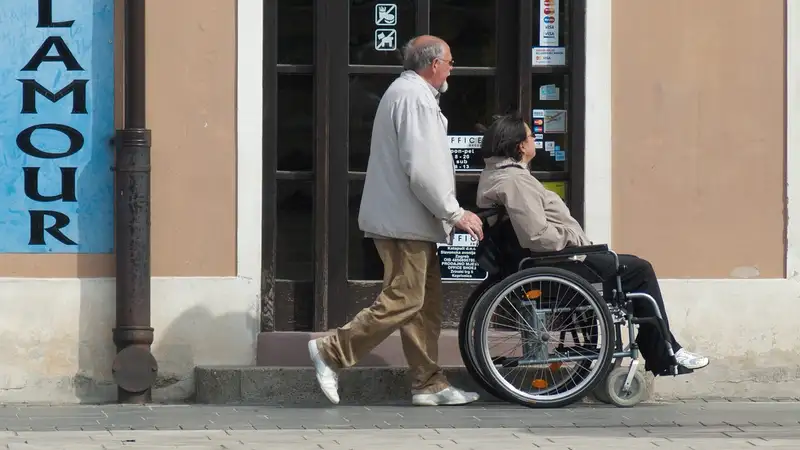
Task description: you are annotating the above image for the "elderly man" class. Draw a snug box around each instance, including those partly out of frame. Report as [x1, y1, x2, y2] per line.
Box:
[308, 35, 485, 406]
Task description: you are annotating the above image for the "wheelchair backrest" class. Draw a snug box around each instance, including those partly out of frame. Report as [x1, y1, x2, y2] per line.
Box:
[473, 206, 527, 276]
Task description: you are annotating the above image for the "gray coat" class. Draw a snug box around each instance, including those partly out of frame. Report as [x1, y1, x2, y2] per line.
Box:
[358, 71, 464, 244]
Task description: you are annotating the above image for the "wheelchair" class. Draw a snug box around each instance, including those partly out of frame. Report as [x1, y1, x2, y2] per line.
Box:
[457, 206, 683, 409]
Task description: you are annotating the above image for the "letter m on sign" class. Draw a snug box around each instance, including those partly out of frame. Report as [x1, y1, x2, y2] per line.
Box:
[18, 79, 88, 114]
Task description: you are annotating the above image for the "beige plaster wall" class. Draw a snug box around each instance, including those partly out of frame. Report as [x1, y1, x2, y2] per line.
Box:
[611, 0, 786, 278]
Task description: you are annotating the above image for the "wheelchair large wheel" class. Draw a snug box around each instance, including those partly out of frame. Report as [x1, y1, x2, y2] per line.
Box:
[458, 276, 510, 402]
[471, 267, 615, 409]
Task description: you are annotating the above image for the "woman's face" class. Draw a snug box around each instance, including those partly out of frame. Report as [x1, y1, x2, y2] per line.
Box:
[518, 123, 536, 163]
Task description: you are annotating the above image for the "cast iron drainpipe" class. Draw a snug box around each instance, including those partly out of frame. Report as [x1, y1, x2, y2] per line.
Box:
[111, 0, 158, 403]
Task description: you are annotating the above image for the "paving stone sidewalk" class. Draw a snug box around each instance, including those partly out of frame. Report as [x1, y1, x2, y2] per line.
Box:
[0, 400, 799, 448]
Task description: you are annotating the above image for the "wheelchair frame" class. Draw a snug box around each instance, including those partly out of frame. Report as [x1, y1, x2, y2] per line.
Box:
[460, 206, 681, 408]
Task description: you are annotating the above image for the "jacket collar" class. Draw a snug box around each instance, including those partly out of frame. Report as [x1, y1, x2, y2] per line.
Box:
[400, 70, 441, 102]
[484, 156, 528, 171]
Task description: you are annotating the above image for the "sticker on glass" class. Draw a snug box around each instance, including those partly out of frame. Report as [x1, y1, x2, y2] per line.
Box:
[539, 84, 560, 101]
[375, 4, 398, 26]
[539, 0, 559, 46]
[375, 29, 397, 51]
[448, 135, 483, 172]
[532, 47, 566, 66]
[532, 109, 567, 134]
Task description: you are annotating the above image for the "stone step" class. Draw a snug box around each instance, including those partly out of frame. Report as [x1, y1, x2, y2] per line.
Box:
[195, 366, 502, 405]
[194, 365, 648, 406]
[257, 330, 465, 366]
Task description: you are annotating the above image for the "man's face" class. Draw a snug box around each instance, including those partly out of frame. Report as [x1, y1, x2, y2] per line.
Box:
[431, 44, 453, 92]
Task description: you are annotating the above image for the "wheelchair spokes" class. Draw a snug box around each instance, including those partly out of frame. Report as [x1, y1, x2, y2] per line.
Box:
[474, 270, 614, 405]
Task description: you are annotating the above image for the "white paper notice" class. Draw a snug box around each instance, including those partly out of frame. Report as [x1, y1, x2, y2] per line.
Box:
[533, 47, 566, 66]
[539, 0, 559, 46]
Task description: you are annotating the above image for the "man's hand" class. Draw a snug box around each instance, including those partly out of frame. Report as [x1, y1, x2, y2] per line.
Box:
[454, 211, 484, 241]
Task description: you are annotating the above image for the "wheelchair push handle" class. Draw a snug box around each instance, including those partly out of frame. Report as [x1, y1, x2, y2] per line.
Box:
[472, 206, 506, 225]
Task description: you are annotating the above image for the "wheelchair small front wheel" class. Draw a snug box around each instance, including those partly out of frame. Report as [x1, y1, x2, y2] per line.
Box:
[604, 366, 646, 408]
[592, 384, 612, 404]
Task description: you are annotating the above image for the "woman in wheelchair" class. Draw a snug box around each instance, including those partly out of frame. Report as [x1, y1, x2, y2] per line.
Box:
[475, 114, 709, 377]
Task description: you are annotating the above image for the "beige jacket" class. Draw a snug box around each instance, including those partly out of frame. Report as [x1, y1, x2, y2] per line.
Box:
[476, 156, 591, 252]
[358, 71, 464, 244]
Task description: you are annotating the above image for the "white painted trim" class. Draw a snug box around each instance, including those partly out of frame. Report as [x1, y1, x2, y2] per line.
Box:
[787, 0, 800, 278]
[235, 0, 264, 282]
[582, 0, 613, 246]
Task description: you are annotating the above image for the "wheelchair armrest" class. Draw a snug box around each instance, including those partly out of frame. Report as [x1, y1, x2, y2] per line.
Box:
[528, 244, 610, 259]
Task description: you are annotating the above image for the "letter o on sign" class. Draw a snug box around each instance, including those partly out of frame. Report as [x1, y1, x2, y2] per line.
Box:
[16, 123, 84, 159]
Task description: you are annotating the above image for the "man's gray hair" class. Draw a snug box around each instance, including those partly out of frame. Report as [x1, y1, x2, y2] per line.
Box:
[402, 37, 446, 71]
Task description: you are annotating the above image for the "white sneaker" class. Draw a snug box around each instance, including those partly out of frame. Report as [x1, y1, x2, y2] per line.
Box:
[308, 339, 340, 404]
[675, 348, 709, 370]
[411, 386, 480, 406]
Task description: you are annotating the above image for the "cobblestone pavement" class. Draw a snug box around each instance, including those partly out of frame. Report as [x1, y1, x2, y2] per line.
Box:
[1, 400, 800, 448]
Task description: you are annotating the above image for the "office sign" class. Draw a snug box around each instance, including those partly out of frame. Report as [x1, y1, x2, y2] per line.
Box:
[0, 0, 115, 253]
[438, 233, 487, 282]
[449, 135, 484, 172]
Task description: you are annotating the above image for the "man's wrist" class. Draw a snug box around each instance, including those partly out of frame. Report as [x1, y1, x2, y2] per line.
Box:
[447, 207, 466, 226]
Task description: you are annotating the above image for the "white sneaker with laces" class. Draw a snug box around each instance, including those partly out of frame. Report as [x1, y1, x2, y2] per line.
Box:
[308, 339, 340, 404]
[411, 386, 480, 406]
[675, 348, 709, 370]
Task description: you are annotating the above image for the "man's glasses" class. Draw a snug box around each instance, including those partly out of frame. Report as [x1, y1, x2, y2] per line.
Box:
[437, 58, 455, 67]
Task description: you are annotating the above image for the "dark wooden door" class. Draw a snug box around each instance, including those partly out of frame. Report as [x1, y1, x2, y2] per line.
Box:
[262, 0, 586, 332]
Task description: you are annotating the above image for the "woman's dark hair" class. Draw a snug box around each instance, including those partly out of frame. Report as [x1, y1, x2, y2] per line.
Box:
[479, 113, 529, 161]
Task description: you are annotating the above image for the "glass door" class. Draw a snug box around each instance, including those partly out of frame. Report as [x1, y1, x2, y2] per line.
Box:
[324, 0, 586, 329]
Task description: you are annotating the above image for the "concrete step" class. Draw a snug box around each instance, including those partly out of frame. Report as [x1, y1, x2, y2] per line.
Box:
[257, 330, 465, 366]
[195, 366, 502, 405]
[194, 365, 648, 406]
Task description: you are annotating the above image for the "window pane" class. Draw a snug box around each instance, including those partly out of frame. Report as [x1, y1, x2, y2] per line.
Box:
[542, 181, 568, 205]
[441, 76, 496, 172]
[276, 180, 313, 280]
[431, 0, 497, 67]
[530, 73, 568, 172]
[349, 75, 495, 173]
[349, 74, 396, 172]
[532, 0, 568, 67]
[277, 74, 313, 171]
[278, 0, 313, 64]
[350, 0, 416, 65]
[440, 76, 495, 134]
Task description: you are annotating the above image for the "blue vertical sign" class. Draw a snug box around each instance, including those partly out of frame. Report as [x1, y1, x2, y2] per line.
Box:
[0, 0, 115, 253]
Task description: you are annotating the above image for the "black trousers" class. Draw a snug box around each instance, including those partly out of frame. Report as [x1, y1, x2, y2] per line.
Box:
[555, 254, 681, 376]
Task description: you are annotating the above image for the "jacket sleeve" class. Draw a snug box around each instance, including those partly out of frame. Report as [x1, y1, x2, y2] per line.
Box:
[499, 176, 572, 252]
[395, 98, 465, 225]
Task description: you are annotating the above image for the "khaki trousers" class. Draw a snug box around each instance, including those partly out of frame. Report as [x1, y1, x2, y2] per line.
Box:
[318, 238, 449, 394]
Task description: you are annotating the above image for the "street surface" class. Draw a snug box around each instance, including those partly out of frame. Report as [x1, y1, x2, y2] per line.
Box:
[0, 400, 799, 448]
